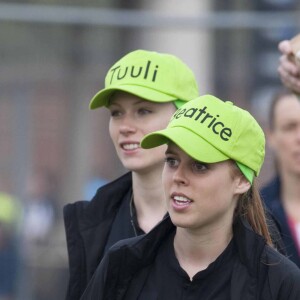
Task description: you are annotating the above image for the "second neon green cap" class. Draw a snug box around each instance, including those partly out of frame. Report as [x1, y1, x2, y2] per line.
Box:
[141, 95, 265, 183]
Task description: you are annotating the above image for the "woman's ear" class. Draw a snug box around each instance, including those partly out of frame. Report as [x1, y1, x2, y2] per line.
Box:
[234, 175, 251, 195]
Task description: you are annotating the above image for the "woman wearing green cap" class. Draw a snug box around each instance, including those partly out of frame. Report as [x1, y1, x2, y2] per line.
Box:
[81, 95, 300, 300]
[63, 49, 199, 299]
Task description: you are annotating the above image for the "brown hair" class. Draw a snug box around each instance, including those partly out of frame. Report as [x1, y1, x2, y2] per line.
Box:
[229, 161, 273, 247]
[235, 180, 273, 246]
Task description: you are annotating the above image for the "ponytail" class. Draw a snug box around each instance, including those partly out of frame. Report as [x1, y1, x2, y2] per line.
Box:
[235, 179, 273, 247]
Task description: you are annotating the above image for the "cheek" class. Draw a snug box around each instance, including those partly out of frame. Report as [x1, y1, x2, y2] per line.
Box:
[162, 165, 172, 189]
[108, 121, 117, 142]
[144, 122, 166, 135]
[147, 145, 168, 163]
[158, 117, 173, 130]
[202, 189, 231, 214]
[273, 137, 292, 156]
[148, 112, 175, 132]
[162, 167, 172, 206]
[206, 175, 235, 201]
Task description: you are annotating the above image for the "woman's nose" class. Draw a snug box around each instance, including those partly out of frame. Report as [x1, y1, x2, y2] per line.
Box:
[173, 166, 188, 185]
[119, 116, 137, 135]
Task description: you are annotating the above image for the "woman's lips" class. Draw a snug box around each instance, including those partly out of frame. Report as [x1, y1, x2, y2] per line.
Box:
[121, 142, 140, 150]
[171, 193, 193, 211]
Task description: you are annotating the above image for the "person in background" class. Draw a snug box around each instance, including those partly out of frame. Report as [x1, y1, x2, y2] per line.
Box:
[19, 169, 59, 300]
[278, 38, 300, 93]
[63, 49, 199, 300]
[22, 169, 57, 246]
[0, 192, 22, 300]
[81, 95, 300, 300]
[260, 89, 300, 268]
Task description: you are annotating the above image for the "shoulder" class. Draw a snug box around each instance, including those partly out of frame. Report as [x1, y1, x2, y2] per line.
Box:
[263, 246, 300, 296]
[89, 172, 132, 205]
[264, 245, 300, 273]
[63, 172, 132, 221]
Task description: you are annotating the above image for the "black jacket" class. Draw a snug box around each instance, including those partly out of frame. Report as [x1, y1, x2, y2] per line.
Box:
[64, 171, 286, 300]
[261, 176, 300, 268]
[81, 216, 300, 300]
[63, 172, 132, 300]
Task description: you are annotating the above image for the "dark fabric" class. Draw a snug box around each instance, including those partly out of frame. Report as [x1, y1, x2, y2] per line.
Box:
[135, 230, 235, 300]
[0, 236, 19, 296]
[80, 216, 300, 300]
[63, 169, 288, 300]
[261, 176, 300, 267]
[104, 189, 144, 254]
[63, 172, 132, 300]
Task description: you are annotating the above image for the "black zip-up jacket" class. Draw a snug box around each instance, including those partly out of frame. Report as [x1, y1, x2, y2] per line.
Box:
[261, 176, 300, 267]
[63, 172, 132, 300]
[81, 216, 300, 300]
[64, 171, 286, 300]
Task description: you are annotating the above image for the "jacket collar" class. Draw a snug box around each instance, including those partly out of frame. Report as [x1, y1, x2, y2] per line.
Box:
[107, 215, 266, 274]
[233, 217, 266, 275]
[105, 216, 267, 299]
[105, 216, 175, 299]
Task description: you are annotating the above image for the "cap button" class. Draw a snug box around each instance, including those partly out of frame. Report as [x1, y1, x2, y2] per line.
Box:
[225, 101, 234, 106]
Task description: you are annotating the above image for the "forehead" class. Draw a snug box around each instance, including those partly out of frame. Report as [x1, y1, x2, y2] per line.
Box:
[273, 95, 300, 125]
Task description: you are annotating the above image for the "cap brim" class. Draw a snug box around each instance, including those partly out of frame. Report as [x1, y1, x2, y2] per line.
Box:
[141, 126, 229, 163]
[236, 162, 255, 183]
[89, 85, 178, 109]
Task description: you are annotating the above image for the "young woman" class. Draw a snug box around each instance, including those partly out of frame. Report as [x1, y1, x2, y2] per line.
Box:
[81, 95, 300, 300]
[261, 89, 300, 267]
[63, 49, 199, 299]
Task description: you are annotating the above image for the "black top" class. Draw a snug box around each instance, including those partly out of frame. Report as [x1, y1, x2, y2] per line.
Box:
[64, 171, 286, 300]
[64, 172, 133, 300]
[104, 189, 144, 254]
[134, 230, 236, 300]
[80, 217, 300, 300]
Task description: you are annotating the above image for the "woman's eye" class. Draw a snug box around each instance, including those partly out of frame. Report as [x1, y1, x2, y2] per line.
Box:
[282, 123, 297, 132]
[192, 162, 207, 172]
[110, 110, 122, 117]
[164, 157, 178, 168]
[137, 108, 152, 115]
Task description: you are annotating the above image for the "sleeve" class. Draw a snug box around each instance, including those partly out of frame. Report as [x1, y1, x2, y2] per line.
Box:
[277, 268, 300, 300]
[79, 254, 110, 300]
[268, 257, 300, 300]
[63, 202, 89, 300]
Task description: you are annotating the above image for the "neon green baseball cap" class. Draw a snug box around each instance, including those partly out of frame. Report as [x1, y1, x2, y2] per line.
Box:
[89, 49, 199, 109]
[141, 95, 265, 183]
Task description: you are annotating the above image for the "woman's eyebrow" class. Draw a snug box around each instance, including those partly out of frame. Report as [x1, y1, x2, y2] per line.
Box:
[165, 149, 176, 155]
